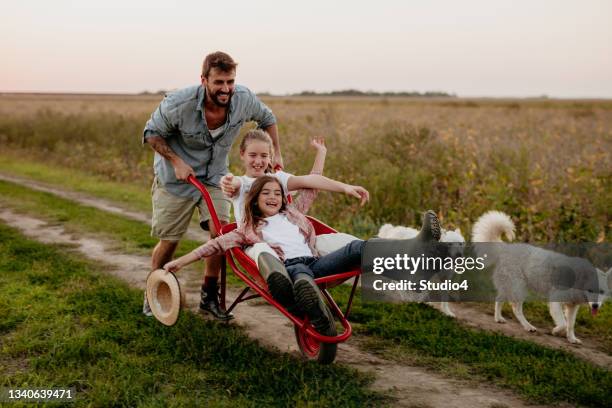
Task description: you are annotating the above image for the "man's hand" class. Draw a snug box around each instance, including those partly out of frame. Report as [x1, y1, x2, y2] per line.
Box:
[221, 173, 240, 197]
[173, 160, 195, 181]
[272, 152, 284, 170]
[343, 185, 370, 206]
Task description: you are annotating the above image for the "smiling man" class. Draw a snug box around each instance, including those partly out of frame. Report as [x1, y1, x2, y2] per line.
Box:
[142, 51, 282, 320]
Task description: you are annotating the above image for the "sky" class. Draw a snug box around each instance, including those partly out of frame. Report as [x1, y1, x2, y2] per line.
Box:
[1, 0, 611, 98]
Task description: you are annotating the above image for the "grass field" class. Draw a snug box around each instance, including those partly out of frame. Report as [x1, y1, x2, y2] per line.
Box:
[0, 93, 610, 240]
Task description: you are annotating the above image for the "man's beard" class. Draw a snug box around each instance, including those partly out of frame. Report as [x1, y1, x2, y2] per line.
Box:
[208, 87, 233, 107]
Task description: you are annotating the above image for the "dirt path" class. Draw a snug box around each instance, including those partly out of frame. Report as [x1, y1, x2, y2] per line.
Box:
[0, 173, 206, 242]
[3, 172, 610, 370]
[0, 208, 562, 408]
[450, 304, 612, 369]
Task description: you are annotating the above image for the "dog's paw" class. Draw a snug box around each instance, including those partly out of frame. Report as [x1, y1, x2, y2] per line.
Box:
[524, 324, 537, 333]
[495, 317, 507, 324]
[552, 325, 566, 336]
[567, 336, 582, 345]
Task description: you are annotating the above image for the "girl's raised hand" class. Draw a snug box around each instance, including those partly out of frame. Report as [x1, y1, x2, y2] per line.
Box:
[310, 136, 327, 153]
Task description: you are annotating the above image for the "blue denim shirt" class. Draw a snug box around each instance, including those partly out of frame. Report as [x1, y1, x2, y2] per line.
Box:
[143, 84, 276, 200]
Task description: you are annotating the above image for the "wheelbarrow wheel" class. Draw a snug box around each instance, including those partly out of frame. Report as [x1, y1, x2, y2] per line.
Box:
[294, 314, 337, 365]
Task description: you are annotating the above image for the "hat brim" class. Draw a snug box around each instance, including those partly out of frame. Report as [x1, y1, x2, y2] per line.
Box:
[146, 269, 184, 326]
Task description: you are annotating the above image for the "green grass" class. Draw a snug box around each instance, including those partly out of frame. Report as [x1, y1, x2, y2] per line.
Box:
[0, 179, 195, 257]
[329, 285, 612, 407]
[0, 222, 383, 407]
[0, 151, 152, 214]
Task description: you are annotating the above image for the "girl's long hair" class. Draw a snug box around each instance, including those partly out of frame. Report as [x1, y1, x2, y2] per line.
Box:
[243, 176, 287, 230]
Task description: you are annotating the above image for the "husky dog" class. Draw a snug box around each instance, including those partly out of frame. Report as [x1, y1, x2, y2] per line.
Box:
[378, 222, 466, 317]
[472, 211, 611, 344]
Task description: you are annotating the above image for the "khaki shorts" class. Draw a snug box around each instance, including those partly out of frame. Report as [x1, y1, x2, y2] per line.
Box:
[151, 178, 231, 241]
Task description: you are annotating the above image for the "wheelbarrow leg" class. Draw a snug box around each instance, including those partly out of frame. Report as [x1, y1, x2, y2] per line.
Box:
[220, 255, 227, 310]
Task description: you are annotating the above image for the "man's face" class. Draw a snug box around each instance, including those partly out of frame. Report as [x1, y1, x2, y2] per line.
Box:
[201, 68, 236, 107]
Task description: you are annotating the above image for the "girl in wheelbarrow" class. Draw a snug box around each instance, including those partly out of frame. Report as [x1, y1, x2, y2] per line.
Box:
[164, 175, 441, 337]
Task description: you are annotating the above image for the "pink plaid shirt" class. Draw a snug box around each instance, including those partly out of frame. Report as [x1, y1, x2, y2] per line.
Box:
[192, 188, 319, 261]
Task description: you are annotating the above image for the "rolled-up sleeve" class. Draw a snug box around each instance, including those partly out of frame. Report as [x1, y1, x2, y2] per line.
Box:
[142, 95, 179, 144]
[245, 89, 276, 129]
[192, 230, 247, 259]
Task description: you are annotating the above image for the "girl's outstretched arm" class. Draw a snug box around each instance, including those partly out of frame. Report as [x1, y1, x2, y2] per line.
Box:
[287, 174, 369, 205]
[163, 230, 246, 273]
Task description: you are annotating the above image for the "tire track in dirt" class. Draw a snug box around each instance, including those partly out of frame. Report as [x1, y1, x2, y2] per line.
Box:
[0, 208, 558, 408]
[0, 173, 206, 242]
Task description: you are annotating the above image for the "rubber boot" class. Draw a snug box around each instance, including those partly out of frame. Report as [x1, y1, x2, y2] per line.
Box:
[415, 210, 442, 242]
[293, 272, 336, 336]
[258, 253, 299, 313]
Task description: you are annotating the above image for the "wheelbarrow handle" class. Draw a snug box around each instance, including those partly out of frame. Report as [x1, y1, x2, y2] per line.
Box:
[187, 175, 223, 234]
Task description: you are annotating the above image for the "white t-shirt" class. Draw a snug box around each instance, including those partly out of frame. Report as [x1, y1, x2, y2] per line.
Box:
[233, 170, 292, 227]
[261, 214, 313, 259]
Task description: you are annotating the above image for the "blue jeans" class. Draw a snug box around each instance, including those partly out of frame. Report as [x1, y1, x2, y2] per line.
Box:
[284, 240, 364, 281]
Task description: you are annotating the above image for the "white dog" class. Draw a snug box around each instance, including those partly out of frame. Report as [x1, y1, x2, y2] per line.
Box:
[378, 222, 466, 317]
[472, 211, 611, 344]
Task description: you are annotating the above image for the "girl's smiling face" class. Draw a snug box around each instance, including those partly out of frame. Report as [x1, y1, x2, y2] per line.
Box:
[257, 180, 283, 217]
[240, 140, 272, 177]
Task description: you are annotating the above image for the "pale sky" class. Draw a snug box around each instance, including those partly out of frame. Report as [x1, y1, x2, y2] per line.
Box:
[2, 0, 611, 97]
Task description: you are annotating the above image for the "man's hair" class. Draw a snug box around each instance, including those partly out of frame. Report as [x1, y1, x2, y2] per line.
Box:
[202, 51, 238, 77]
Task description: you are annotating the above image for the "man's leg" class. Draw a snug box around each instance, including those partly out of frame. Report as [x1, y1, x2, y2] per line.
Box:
[198, 219, 234, 320]
[197, 185, 233, 320]
[152, 240, 179, 270]
[145, 178, 196, 316]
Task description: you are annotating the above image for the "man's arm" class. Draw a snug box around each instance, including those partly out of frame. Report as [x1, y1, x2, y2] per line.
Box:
[146, 135, 195, 181]
[243, 87, 282, 168]
[264, 123, 283, 169]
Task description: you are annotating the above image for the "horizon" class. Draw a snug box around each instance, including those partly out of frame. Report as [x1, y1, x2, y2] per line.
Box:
[2, 90, 611, 101]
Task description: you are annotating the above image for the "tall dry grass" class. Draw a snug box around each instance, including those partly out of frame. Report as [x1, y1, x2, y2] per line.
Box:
[0, 94, 610, 241]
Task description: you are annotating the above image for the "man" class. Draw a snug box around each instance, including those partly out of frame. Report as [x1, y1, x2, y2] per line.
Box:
[142, 51, 282, 320]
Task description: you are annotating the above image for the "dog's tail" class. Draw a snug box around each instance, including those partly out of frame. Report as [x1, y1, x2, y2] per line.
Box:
[472, 211, 515, 242]
[378, 223, 395, 238]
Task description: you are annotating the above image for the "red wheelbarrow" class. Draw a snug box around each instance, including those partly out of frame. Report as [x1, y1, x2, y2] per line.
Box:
[188, 175, 360, 364]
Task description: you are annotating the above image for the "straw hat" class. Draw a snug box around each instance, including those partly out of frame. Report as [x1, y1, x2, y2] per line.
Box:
[146, 269, 185, 326]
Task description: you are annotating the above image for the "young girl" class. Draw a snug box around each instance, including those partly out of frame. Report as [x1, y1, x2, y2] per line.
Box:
[221, 129, 339, 227]
[165, 175, 368, 335]
[165, 176, 442, 336]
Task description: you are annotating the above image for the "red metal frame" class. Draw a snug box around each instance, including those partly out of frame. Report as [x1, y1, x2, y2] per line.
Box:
[187, 175, 360, 345]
